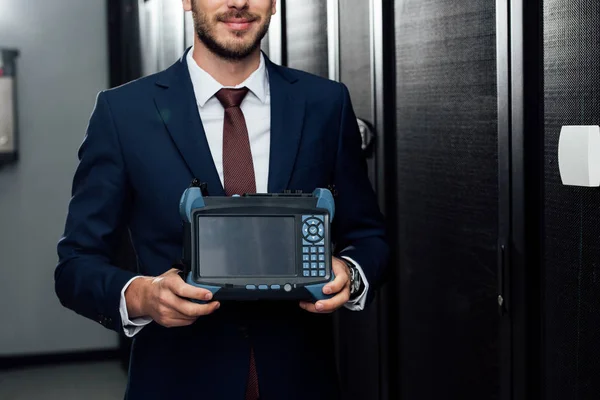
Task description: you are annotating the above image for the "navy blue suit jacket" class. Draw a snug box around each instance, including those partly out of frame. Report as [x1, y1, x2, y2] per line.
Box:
[55, 49, 388, 400]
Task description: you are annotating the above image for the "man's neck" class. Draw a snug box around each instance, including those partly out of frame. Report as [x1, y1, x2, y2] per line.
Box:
[192, 40, 261, 87]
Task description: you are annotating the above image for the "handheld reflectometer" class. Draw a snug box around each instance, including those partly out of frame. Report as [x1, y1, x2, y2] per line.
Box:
[178, 181, 336, 302]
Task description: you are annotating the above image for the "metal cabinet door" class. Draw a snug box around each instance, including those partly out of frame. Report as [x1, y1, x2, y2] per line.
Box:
[393, 1, 501, 399]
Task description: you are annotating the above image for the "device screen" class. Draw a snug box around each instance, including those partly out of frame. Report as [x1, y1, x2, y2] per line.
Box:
[197, 216, 296, 277]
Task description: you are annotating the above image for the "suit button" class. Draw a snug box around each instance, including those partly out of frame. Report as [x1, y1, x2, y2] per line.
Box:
[98, 315, 111, 327]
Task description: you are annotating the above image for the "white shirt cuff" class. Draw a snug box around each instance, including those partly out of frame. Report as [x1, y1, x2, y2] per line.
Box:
[341, 256, 369, 311]
[119, 276, 153, 338]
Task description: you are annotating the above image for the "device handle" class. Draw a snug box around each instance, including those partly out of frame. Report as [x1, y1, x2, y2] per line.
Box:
[357, 118, 376, 156]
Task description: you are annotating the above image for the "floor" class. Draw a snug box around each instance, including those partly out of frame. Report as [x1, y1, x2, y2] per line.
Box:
[0, 360, 127, 399]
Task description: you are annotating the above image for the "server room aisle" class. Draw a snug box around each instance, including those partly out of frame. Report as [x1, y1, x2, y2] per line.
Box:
[0, 361, 127, 399]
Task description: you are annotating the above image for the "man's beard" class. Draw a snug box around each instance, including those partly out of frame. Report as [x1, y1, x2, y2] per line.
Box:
[191, 5, 271, 61]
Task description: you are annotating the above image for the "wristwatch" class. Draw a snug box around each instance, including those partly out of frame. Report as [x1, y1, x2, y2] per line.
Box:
[343, 259, 363, 298]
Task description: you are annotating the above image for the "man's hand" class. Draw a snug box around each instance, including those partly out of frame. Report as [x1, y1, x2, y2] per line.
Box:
[299, 257, 351, 314]
[125, 268, 220, 328]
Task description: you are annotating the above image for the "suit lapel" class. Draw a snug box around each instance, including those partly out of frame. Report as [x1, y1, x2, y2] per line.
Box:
[153, 51, 225, 196]
[153, 51, 304, 196]
[266, 58, 305, 193]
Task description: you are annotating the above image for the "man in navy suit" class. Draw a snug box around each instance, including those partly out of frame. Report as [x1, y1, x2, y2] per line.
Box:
[55, 0, 388, 399]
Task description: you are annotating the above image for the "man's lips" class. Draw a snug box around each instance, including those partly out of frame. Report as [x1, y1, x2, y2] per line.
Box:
[221, 18, 256, 31]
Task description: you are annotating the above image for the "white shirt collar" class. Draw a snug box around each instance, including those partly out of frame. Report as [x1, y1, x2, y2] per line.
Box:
[186, 47, 269, 107]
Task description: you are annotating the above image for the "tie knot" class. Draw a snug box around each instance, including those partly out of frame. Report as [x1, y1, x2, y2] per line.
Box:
[215, 87, 249, 109]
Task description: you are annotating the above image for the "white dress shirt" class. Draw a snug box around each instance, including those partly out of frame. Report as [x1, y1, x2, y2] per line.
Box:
[118, 49, 369, 337]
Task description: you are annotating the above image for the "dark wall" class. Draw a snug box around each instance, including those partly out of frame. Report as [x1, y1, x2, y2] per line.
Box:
[394, 1, 500, 398]
[543, 0, 600, 398]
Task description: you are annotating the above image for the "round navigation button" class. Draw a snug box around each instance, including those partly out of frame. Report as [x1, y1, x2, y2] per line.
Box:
[309, 235, 320, 242]
[308, 226, 318, 235]
[284, 284, 292, 292]
[302, 224, 310, 235]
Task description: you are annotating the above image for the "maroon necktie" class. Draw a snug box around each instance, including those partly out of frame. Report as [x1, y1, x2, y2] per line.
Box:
[215, 87, 257, 196]
[215, 87, 260, 400]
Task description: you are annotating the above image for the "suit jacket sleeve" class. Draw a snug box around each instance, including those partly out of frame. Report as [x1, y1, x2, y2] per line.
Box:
[55, 91, 139, 332]
[332, 83, 390, 306]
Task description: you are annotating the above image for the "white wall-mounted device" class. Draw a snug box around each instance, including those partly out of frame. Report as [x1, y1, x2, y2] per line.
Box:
[558, 125, 600, 187]
[0, 49, 19, 165]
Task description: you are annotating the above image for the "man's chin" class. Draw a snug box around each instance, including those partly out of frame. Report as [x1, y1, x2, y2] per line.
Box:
[217, 38, 260, 56]
[210, 43, 259, 60]
[196, 21, 268, 60]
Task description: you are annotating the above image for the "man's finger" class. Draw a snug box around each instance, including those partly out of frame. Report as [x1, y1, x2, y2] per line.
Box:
[299, 301, 320, 313]
[165, 268, 181, 275]
[322, 273, 347, 295]
[323, 265, 350, 295]
[317, 291, 350, 312]
[172, 296, 221, 318]
[160, 290, 220, 318]
[300, 290, 349, 314]
[168, 276, 214, 301]
[158, 291, 200, 319]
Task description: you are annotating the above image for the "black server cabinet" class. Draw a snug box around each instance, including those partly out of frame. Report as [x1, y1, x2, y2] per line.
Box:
[497, 0, 600, 398]
[393, 1, 501, 399]
[107, 0, 142, 88]
[543, 0, 600, 398]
